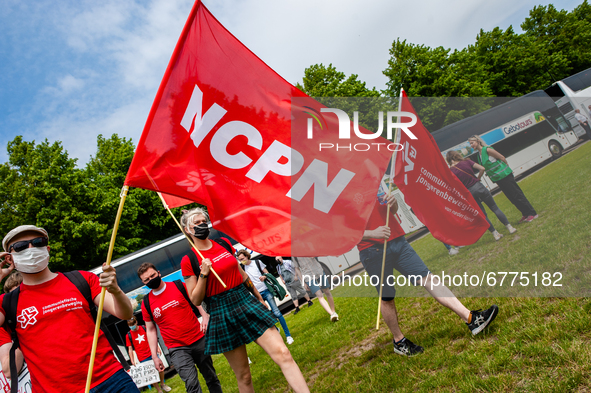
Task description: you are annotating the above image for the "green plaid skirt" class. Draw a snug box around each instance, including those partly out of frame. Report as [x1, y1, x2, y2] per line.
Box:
[204, 284, 277, 355]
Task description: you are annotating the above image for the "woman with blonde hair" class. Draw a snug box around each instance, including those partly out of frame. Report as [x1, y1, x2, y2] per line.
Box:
[467, 135, 538, 223]
[179, 207, 310, 393]
[446, 150, 516, 240]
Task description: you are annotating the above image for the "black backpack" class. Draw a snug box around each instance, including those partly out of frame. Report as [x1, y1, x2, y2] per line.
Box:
[142, 280, 202, 322]
[2, 271, 130, 393]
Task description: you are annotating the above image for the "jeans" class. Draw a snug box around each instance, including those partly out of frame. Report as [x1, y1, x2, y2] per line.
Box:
[468, 181, 510, 231]
[168, 337, 222, 393]
[260, 289, 291, 337]
[90, 369, 140, 393]
[495, 173, 536, 217]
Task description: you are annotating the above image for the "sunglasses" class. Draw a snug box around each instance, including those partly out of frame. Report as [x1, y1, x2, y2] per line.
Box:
[9, 237, 48, 253]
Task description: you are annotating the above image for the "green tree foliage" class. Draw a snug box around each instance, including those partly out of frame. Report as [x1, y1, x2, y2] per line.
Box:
[0, 137, 95, 271]
[297, 63, 380, 98]
[522, 1, 591, 76]
[0, 134, 193, 272]
[379, 2, 591, 130]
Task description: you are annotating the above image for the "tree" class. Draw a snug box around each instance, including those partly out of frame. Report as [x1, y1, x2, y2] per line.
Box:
[522, 1, 591, 77]
[0, 136, 95, 271]
[0, 134, 197, 272]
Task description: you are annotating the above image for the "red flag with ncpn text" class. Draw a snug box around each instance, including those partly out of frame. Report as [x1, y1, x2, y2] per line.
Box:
[394, 91, 489, 245]
[124, 1, 392, 256]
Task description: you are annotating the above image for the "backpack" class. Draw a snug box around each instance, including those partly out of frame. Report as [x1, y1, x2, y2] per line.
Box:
[2, 271, 130, 393]
[142, 280, 202, 322]
[240, 258, 265, 275]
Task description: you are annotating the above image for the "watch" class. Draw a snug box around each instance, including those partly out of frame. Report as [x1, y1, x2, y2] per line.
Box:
[200, 273, 209, 279]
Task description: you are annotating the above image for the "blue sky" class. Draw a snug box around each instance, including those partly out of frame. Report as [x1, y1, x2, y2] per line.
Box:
[0, 0, 581, 166]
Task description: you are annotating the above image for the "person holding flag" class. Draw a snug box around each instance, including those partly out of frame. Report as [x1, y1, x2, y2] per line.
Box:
[0, 225, 138, 392]
[180, 208, 310, 393]
[359, 193, 499, 356]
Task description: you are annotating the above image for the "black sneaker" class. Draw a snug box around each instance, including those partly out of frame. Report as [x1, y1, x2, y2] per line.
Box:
[307, 300, 313, 307]
[467, 305, 499, 335]
[294, 307, 300, 315]
[393, 337, 424, 357]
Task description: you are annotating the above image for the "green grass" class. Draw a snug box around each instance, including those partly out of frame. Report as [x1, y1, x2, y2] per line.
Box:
[160, 142, 591, 392]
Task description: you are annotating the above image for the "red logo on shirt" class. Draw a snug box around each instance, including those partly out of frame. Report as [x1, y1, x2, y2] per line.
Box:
[17, 306, 39, 329]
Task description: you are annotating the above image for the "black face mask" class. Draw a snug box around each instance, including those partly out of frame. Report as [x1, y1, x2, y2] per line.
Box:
[146, 275, 162, 290]
[193, 223, 210, 240]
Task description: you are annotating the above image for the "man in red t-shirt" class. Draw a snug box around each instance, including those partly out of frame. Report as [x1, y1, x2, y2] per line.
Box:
[359, 193, 499, 357]
[126, 316, 171, 393]
[0, 224, 137, 393]
[138, 263, 222, 393]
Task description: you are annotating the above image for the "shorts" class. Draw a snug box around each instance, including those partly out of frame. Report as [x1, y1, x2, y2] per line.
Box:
[303, 273, 330, 294]
[359, 236, 430, 300]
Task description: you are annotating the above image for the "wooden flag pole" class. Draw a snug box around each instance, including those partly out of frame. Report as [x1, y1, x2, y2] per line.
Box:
[155, 191, 226, 288]
[85, 186, 129, 393]
[376, 90, 404, 330]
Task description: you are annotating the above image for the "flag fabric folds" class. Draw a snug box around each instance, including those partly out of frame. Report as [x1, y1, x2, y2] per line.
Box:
[124, 1, 392, 256]
[393, 91, 489, 246]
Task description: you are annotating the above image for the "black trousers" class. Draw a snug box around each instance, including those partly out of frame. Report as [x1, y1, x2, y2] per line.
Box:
[495, 173, 537, 218]
[168, 337, 223, 393]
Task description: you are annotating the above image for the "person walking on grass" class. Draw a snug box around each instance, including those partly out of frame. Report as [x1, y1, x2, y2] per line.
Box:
[180, 208, 310, 393]
[126, 316, 172, 393]
[360, 193, 499, 356]
[468, 135, 538, 223]
[138, 263, 222, 393]
[0, 225, 138, 392]
[446, 150, 517, 240]
[276, 257, 313, 315]
[292, 257, 339, 322]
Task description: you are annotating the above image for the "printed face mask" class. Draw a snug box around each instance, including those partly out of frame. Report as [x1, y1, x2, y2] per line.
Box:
[12, 247, 50, 274]
[192, 223, 210, 240]
[145, 275, 162, 290]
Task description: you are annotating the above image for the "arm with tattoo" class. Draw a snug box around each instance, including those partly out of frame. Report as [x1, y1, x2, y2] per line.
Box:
[239, 267, 265, 302]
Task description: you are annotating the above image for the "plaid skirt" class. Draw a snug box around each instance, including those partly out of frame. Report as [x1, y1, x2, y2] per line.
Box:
[204, 284, 277, 355]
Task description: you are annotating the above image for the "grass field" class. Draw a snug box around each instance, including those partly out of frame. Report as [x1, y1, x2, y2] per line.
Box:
[159, 141, 591, 392]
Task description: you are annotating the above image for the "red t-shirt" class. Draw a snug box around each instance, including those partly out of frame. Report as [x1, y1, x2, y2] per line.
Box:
[0, 326, 11, 346]
[126, 325, 152, 362]
[0, 272, 121, 393]
[358, 200, 407, 251]
[141, 282, 204, 349]
[180, 239, 243, 297]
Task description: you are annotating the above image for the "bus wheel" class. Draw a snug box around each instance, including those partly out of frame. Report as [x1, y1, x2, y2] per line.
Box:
[548, 140, 563, 159]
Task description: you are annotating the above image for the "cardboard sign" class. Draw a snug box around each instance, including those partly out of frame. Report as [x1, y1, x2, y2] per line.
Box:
[0, 363, 32, 393]
[126, 360, 160, 388]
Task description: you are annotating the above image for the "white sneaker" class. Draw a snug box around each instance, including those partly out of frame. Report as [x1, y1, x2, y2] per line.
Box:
[330, 312, 339, 322]
[506, 224, 517, 234]
[161, 384, 172, 392]
[493, 231, 504, 241]
[286, 336, 294, 344]
[448, 248, 459, 256]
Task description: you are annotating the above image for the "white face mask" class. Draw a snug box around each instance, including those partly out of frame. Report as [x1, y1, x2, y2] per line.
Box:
[12, 247, 50, 274]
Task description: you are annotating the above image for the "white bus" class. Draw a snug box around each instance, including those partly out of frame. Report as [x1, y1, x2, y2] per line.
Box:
[545, 66, 591, 139]
[431, 90, 579, 190]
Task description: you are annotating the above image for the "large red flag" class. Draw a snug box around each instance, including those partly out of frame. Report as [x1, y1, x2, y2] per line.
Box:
[394, 91, 489, 245]
[124, 1, 391, 256]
